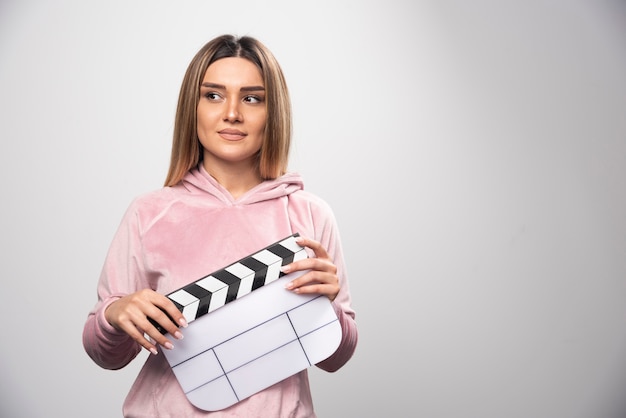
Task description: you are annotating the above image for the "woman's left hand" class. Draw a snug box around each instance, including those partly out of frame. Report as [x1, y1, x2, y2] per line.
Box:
[282, 236, 340, 301]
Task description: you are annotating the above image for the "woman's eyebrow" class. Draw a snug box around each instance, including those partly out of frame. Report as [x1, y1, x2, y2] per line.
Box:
[201, 82, 264, 92]
[240, 85, 265, 92]
[200, 82, 225, 90]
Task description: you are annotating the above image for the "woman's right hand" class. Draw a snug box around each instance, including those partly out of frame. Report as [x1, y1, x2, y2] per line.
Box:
[104, 289, 188, 355]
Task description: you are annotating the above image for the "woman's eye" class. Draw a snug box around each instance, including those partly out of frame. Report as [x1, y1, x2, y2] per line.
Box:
[204, 92, 221, 100]
[244, 95, 263, 104]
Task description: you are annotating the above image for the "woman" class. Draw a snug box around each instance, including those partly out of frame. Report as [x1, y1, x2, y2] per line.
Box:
[82, 34, 358, 417]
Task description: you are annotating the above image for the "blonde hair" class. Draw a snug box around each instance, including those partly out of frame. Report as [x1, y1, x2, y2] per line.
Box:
[164, 35, 292, 186]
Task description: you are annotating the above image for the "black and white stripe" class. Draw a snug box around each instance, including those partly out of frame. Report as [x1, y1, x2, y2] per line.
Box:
[153, 234, 307, 333]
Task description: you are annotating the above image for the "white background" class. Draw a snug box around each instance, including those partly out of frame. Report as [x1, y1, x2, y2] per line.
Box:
[1, 1, 625, 417]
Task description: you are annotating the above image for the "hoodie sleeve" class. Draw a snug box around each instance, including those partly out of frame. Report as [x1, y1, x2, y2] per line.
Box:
[298, 195, 358, 373]
[82, 200, 145, 370]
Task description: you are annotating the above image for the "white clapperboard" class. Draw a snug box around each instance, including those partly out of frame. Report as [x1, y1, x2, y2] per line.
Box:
[156, 234, 342, 411]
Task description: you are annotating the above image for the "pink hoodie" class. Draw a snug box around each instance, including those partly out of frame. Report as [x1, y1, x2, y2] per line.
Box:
[82, 165, 358, 418]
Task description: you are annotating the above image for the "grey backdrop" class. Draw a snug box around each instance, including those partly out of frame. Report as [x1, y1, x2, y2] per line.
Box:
[1, 1, 625, 417]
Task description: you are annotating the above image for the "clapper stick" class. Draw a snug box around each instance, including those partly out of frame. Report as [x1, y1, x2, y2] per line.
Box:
[155, 234, 343, 411]
[150, 233, 306, 333]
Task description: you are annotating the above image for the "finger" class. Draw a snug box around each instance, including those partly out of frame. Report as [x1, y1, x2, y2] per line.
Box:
[106, 291, 185, 354]
[286, 268, 337, 288]
[145, 306, 185, 340]
[153, 295, 189, 331]
[131, 294, 185, 348]
[281, 256, 336, 275]
[285, 273, 339, 301]
[295, 236, 330, 259]
[117, 317, 174, 355]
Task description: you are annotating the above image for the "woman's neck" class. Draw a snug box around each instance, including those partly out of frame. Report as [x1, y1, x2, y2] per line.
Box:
[202, 160, 263, 199]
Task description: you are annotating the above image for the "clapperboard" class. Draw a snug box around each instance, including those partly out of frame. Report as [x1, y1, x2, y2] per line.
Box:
[156, 234, 342, 411]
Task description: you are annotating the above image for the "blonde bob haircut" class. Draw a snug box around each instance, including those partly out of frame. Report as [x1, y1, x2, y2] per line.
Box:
[164, 35, 292, 186]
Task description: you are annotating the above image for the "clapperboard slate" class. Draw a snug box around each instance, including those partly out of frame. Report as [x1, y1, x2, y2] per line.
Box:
[158, 234, 342, 411]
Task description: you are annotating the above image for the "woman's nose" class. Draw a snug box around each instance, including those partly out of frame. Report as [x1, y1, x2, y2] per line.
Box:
[224, 100, 242, 122]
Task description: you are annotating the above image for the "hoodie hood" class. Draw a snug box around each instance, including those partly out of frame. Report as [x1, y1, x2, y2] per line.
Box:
[180, 164, 304, 206]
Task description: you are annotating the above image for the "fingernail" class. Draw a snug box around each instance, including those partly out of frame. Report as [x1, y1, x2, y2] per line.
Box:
[295, 237, 304, 244]
[280, 265, 291, 273]
[179, 318, 188, 328]
[285, 281, 294, 289]
[174, 331, 184, 340]
[164, 342, 174, 350]
[149, 347, 158, 355]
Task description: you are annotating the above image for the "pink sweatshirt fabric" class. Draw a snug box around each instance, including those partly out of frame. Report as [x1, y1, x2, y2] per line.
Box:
[82, 165, 358, 418]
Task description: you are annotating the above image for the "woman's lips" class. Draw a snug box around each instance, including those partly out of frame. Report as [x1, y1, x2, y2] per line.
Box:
[218, 129, 246, 141]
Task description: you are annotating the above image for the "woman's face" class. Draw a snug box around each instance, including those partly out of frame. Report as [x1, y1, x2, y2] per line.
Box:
[197, 57, 267, 172]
